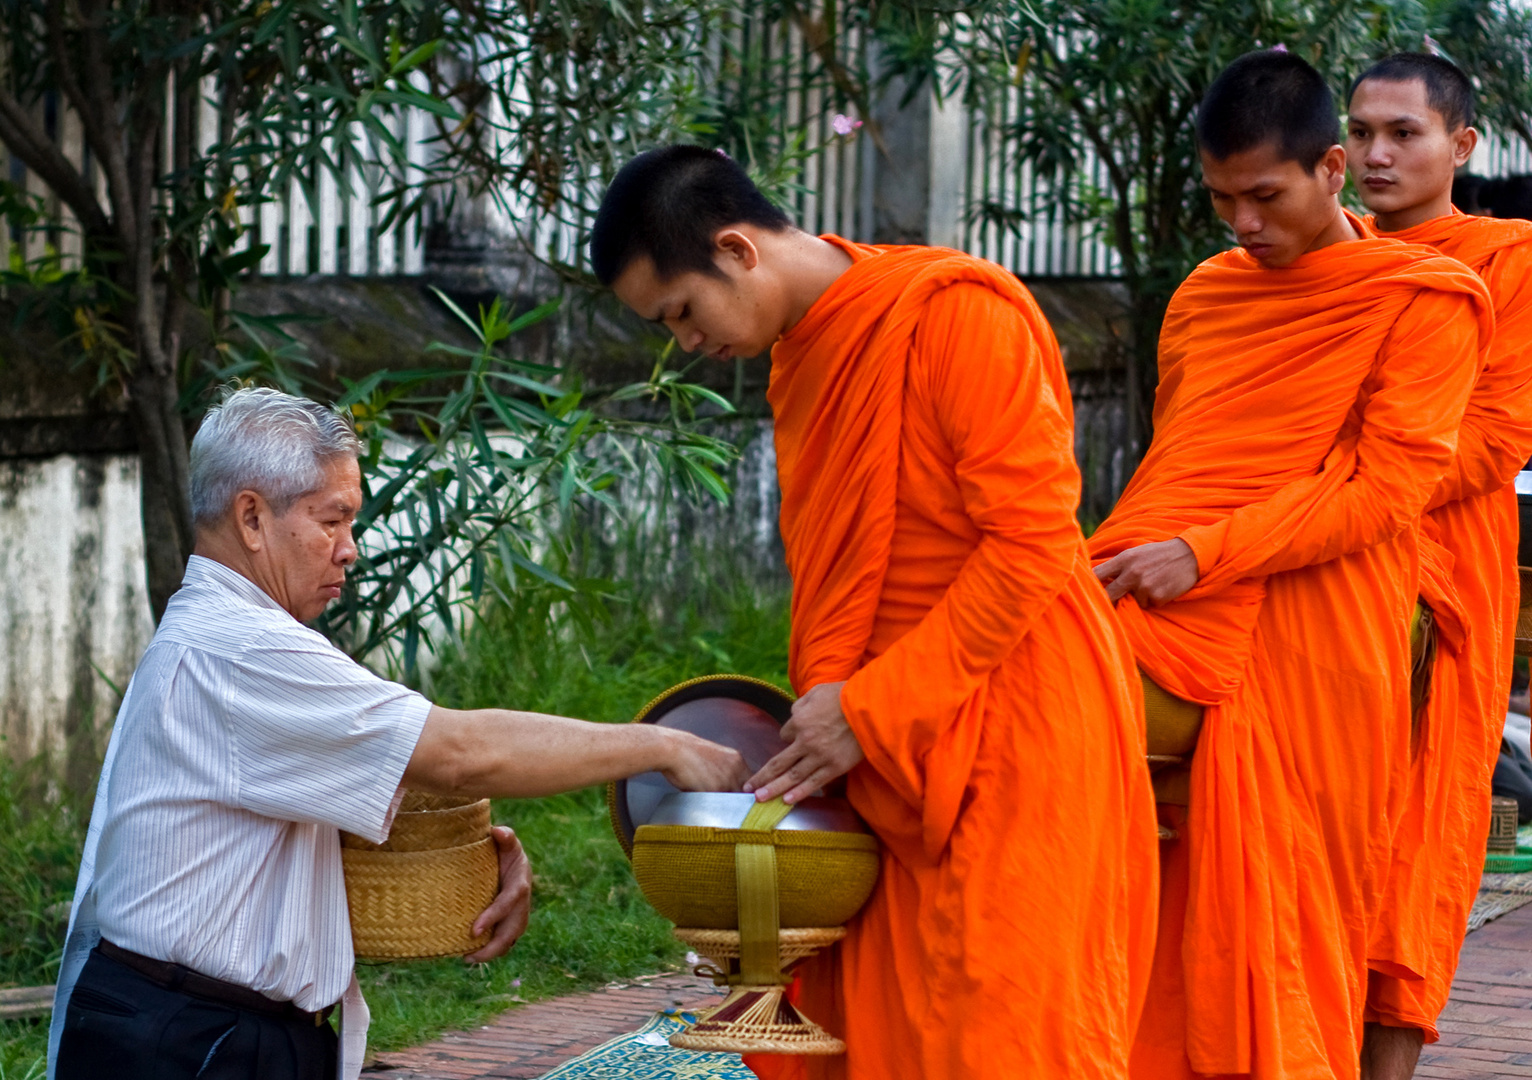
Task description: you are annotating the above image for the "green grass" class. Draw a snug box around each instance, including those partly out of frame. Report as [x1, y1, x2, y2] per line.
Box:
[0, 752, 90, 1076]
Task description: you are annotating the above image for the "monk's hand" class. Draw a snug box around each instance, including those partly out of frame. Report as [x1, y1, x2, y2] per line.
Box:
[1093, 538, 1200, 607]
[744, 682, 864, 805]
[465, 825, 532, 964]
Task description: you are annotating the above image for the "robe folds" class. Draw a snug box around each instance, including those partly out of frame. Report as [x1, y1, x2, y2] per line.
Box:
[1363, 211, 1532, 1040]
[745, 237, 1159, 1080]
[1088, 221, 1491, 1080]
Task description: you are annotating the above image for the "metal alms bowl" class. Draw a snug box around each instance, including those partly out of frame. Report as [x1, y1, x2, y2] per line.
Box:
[646, 791, 868, 834]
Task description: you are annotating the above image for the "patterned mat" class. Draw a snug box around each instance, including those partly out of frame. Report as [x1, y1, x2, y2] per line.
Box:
[1468, 824, 1532, 932]
[537, 1010, 754, 1079]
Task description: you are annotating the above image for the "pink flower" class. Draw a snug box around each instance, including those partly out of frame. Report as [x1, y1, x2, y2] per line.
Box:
[831, 113, 863, 136]
[1271, 43, 1289, 53]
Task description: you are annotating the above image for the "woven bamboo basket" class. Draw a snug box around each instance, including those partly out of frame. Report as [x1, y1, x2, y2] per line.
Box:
[1516, 568, 1532, 658]
[342, 792, 498, 960]
[1490, 795, 1521, 855]
[671, 928, 848, 1054]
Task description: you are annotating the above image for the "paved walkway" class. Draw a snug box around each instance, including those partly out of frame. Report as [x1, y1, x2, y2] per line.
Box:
[1419, 902, 1532, 1079]
[362, 972, 726, 1079]
[366, 905, 1532, 1079]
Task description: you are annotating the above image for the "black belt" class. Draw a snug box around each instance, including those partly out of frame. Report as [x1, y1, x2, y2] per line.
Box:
[98, 939, 335, 1026]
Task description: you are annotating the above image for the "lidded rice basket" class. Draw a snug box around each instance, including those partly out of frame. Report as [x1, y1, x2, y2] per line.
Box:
[341, 791, 498, 960]
[610, 675, 882, 1056]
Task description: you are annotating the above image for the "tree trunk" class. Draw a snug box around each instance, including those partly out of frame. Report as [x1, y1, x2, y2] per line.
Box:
[127, 362, 194, 621]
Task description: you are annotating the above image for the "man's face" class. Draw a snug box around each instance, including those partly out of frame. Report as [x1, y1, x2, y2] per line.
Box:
[262, 456, 362, 623]
[1201, 141, 1349, 268]
[1346, 78, 1473, 221]
[610, 232, 785, 362]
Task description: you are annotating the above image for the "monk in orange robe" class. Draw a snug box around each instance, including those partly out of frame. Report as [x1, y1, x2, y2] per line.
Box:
[1087, 52, 1491, 1080]
[1346, 54, 1532, 1079]
[592, 145, 1159, 1078]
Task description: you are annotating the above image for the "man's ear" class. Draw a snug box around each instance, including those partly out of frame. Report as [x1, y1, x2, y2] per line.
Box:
[233, 489, 268, 553]
[1452, 125, 1479, 169]
[1320, 144, 1349, 195]
[713, 227, 761, 271]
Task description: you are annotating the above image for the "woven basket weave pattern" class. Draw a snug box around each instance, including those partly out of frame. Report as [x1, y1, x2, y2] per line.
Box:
[631, 825, 879, 930]
[1490, 796, 1520, 855]
[342, 793, 497, 960]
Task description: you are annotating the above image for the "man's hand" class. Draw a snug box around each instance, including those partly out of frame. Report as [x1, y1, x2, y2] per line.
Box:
[465, 826, 532, 964]
[1093, 538, 1200, 607]
[657, 729, 751, 792]
[744, 682, 864, 805]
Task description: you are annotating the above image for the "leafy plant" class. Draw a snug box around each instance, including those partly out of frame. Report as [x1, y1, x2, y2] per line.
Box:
[316, 292, 738, 677]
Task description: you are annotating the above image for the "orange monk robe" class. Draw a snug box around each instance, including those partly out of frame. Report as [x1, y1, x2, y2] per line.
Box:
[1364, 210, 1532, 1040]
[746, 238, 1159, 1080]
[1087, 221, 1491, 1080]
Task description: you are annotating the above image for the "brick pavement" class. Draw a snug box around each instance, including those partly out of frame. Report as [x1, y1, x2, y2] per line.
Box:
[361, 971, 726, 1079]
[365, 904, 1532, 1079]
[1419, 901, 1532, 1079]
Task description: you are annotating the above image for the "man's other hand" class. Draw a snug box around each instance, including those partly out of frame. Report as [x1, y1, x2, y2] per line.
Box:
[1093, 538, 1200, 607]
[465, 825, 532, 964]
[658, 730, 751, 792]
[744, 682, 864, 806]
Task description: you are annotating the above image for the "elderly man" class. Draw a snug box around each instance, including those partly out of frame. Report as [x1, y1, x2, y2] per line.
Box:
[47, 387, 746, 1080]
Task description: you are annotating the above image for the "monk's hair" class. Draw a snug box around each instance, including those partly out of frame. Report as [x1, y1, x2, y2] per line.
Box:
[590, 144, 793, 287]
[1349, 53, 1476, 132]
[190, 386, 360, 529]
[1197, 50, 1340, 171]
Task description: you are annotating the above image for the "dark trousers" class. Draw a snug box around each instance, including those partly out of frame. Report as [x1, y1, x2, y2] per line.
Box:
[56, 947, 338, 1080]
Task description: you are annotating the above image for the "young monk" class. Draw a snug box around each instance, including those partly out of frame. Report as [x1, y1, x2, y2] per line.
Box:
[1087, 51, 1492, 1080]
[591, 145, 1159, 1079]
[1347, 53, 1532, 1079]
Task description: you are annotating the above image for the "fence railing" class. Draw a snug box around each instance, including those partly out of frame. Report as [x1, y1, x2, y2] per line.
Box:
[4, 72, 1530, 284]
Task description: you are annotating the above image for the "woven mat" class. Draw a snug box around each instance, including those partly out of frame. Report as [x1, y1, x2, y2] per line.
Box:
[1468, 824, 1532, 932]
[537, 1011, 754, 1079]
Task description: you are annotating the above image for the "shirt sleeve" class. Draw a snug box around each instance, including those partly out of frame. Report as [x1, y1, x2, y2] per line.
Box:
[839, 282, 1083, 790]
[1428, 244, 1532, 508]
[225, 628, 431, 841]
[1176, 287, 1481, 584]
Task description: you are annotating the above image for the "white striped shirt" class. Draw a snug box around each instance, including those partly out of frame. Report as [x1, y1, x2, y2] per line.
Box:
[49, 555, 430, 1076]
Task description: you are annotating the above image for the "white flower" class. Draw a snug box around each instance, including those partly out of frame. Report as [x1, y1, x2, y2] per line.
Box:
[685, 951, 700, 966]
[831, 113, 863, 136]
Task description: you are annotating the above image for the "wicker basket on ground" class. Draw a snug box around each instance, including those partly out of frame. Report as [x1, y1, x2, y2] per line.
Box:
[341, 791, 498, 961]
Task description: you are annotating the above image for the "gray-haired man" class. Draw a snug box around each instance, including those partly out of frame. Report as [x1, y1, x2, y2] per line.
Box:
[48, 388, 746, 1080]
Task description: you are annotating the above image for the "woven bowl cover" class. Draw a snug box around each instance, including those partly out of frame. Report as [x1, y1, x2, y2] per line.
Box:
[1142, 673, 1204, 758]
[342, 793, 498, 960]
[631, 824, 879, 929]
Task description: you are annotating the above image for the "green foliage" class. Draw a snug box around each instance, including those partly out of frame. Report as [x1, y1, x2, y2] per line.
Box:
[0, 749, 90, 1077]
[311, 294, 738, 676]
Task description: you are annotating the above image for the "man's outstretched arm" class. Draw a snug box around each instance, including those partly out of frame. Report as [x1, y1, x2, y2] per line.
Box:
[404, 705, 749, 799]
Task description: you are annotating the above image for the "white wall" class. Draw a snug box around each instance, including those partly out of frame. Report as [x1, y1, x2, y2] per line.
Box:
[0, 455, 153, 775]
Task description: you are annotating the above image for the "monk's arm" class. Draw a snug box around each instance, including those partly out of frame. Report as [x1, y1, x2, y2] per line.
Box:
[1428, 247, 1532, 509]
[1179, 289, 1482, 583]
[836, 284, 1082, 799]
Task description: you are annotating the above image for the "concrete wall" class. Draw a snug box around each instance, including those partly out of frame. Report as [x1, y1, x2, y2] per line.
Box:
[0, 454, 153, 794]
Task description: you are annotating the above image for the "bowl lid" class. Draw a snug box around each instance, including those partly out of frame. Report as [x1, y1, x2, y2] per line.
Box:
[608, 675, 794, 854]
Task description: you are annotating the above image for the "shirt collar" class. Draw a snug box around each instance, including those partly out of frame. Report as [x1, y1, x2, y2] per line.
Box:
[182, 555, 289, 615]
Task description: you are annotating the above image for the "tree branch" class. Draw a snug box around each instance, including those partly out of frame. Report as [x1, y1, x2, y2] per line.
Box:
[0, 85, 111, 237]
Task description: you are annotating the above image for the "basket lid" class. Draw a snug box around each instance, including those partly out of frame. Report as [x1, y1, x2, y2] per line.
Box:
[609, 675, 794, 854]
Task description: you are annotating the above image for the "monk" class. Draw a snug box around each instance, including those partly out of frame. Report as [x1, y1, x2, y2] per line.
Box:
[590, 145, 1159, 1079]
[1347, 53, 1532, 1079]
[1087, 51, 1491, 1080]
